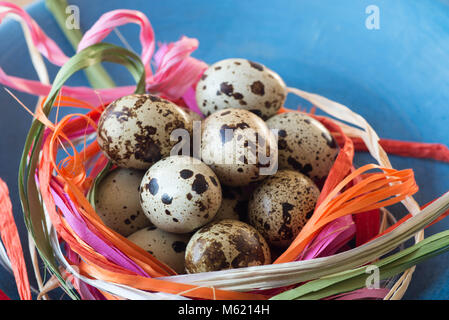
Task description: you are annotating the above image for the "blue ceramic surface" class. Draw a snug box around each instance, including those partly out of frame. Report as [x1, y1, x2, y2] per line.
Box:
[0, 0, 448, 299]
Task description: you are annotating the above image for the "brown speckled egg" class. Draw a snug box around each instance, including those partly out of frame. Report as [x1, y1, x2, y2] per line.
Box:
[196, 58, 286, 119]
[248, 169, 320, 248]
[185, 219, 271, 273]
[127, 226, 190, 274]
[213, 186, 249, 222]
[266, 112, 339, 185]
[140, 155, 222, 233]
[97, 94, 193, 170]
[95, 168, 152, 237]
[201, 108, 278, 187]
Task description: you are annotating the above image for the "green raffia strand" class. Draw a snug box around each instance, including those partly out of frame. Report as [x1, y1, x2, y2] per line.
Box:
[87, 161, 112, 209]
[18, 43, 146, 299]
[271, 230, 449, 300]
[18, 106, 79, 299]
[45, 0, 116, 89]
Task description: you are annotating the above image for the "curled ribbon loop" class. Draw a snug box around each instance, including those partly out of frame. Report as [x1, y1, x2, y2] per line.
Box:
[0, 4, 207, 103]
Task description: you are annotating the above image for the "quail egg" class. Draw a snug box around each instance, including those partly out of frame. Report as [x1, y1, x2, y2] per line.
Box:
[95, 168, 152, 237]
[201, 108, 278, 187]
[266, 112, 339, 185]
[248, 169, 320, 248]
[97, 94, 193, 169]
[140, 155, 222, 233]
[196, 58, 286, 119]
[185, 219, 271, 273]
[127, 226, 190, 274]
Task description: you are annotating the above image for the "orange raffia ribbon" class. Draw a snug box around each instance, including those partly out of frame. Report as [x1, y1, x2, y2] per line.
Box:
[40, 122, 175, 277]
[0, 179, 31, 300]
[275, 164, 419, 263]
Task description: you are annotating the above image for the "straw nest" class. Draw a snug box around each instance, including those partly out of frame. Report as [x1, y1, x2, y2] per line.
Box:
[2, 5, 449, 301]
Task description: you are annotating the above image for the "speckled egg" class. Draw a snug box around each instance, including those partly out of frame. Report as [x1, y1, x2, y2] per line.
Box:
[266, 112, 339, 185]
[140, 155, 222, 233]
[213, 186, 249, 222]
[127, 226, 190, 274]
[196, 58, 286, 119]
[201, 108, 278, 187]
[185, 219, 271, 273]
[95, 168, 152, 237]
[248, 169, 320, 248]
[97, 94, 193, 169]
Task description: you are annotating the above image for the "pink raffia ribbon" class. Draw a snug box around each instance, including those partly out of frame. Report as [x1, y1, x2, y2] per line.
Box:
[77, 9, 155, 79]
[150, 37, 206, 98]
[0, 5, 207, 104]
[298, 215, 356, 260]
[0, 2, 69, 65]
[324, 288, 389, 300]
[0, 68, 135, 105]
[47, 177, 149, 277]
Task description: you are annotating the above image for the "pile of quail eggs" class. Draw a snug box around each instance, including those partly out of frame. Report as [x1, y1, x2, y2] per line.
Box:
[95, 58, 339, 274]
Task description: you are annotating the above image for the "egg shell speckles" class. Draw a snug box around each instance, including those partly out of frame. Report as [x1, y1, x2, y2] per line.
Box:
[201, 108, 278, 187]
[266, 112, 339, 184]
[248, 169, 320, 248]
[196, 58, 286, 119]
[185, 219, 271, 273]
[213, 186, 249, 222]
[127, 226, 190, 274]
[140, 155, 222, 233]
[95, 168, 152, 237]
[97, 94, 193, 170]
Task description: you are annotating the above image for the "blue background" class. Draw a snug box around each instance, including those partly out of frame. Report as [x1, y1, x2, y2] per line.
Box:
[1, 0, 449, 299]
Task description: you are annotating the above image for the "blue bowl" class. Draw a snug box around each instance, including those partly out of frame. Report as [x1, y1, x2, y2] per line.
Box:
[1, 0, 448, 299]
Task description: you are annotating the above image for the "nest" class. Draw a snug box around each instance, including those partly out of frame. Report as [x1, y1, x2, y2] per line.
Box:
[19, 65, 426, 300]
[2, 4, 449, 301]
